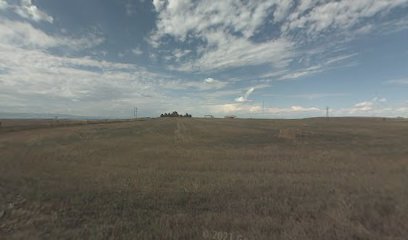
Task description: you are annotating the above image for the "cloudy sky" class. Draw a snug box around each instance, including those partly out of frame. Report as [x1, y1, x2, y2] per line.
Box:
[0, 0, 407, 118]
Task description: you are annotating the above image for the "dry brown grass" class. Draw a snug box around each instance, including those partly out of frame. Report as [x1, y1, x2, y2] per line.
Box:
[0, 117, 407, 239]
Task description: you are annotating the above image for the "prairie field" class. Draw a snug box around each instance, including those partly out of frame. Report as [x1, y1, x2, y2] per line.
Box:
[0, 118, 407, 239]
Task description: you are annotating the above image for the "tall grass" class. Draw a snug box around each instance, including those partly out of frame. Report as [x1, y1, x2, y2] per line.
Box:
[0, 118, 407, 239]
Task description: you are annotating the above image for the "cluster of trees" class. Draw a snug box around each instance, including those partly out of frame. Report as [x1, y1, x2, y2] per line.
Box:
[160, 111, 192, 118]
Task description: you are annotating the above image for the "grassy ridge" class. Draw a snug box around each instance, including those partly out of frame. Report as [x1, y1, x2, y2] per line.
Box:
[0, 118, 407, 239]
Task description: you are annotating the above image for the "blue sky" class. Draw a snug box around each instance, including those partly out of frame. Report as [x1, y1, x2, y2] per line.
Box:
[0, 0, 407, 118]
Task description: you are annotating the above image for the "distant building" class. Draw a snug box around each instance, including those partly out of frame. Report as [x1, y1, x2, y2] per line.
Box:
[224, 115, 236, 119]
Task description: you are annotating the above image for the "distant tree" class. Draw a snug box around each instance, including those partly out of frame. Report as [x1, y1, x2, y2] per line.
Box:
[159, 111, 192, 118]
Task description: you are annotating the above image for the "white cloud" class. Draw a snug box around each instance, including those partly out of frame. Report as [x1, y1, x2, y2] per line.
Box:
[354, 101, 374, 111]
[208, 96, 403, 118]
[179, 34, 293, 72]
[151, 0, 294, 72]
[0, 19, 57, 48]
[385, 78, 408, 85]
[202, 78, 228, 89]
[325, 53, 358, 65]
[210, 103, 261, 114]
[132, 47, 143, 56]
[264, 93, 347, 100]
[283, 0, 408, 36]
[332, 98, 408, 117]
[15, 0, 54, 23]
[204, 78, 215, 84]
[210, 103, 321, 115]
[0, 19, 174, 117]
[277, 53, 358, 80]
[373, 97, 387, 103]
[150, 0, 401, 76]
[0, 19, 104, 51]
[273, 0, 293, 22]
[152, 0, 166, 11]
[159, 78, 228, 91]
[279, 64, 323, 80]
[288, 106, 320, 112]
[162, 48, 193, 64]
[346, 97, 389, 113]
[0, 0, 8, 10]
[235, 87, 255, 103]
[152, 0, 277, 41]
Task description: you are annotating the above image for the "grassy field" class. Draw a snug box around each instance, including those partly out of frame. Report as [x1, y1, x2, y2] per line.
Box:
[0, 118, 407, 239]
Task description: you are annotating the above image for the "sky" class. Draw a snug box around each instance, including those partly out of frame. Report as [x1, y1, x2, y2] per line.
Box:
[0, 0, 408, 118]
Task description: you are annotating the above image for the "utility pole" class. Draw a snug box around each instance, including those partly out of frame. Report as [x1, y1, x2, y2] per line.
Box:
[326, 106, 329, 120]
[134, 107, 138, 119]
